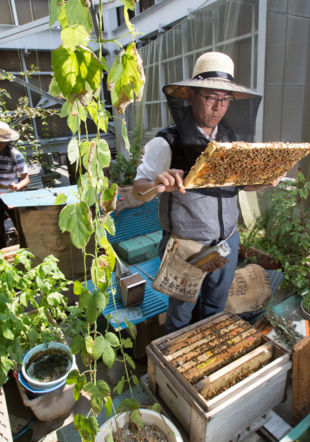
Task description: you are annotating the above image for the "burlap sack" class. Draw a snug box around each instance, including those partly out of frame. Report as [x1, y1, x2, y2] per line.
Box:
[18, 205, 94, 282]
[225, 264, 272, 314]
[152, 234, 207, 303]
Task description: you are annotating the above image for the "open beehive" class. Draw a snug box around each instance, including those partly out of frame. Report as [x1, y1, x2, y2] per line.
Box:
[146, 312, 291, 442]
[183, 141, 310, 188]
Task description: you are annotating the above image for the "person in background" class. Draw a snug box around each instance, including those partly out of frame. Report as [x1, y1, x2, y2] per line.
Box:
[133, 52, 282, 334]
[0, 122, 29, 249]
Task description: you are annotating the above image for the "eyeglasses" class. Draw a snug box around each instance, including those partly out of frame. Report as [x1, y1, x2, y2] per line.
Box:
[195, 91, 234, 108]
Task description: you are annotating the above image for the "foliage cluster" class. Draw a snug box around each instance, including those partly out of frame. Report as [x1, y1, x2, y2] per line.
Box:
[302, 292, 310, 313]
[0, 250, 71, 385]
[109, 125, 144, 186]
[0, 69, 60, 159]
[240, 171, 310, 297]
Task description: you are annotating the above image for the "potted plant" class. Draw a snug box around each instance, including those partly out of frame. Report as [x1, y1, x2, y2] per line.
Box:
[0, 249, 72, 386]
[109, 124, 145, 215]
[239, 171, 310, 298]
[109, 124, 144, 187]
[96, 407, 183, 442]
[0, 249, 88, 422]
[301, 292, 310, 320]
[48, 1, 171, 441]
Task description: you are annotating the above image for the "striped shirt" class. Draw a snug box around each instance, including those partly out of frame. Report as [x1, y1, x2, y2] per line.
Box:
[0, 146, 28, 192]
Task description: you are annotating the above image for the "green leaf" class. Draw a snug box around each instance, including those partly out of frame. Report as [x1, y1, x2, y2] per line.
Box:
[117, 398, 140, 412]
[66, 369, 81, 385]
[74, 414, 98, 441]
[104, 396, 113, 417]
[0, 357, 14, 385]
[151, 403, 162, 413]
[49, 0, 61, 27]
[124, 352, 135, 370]
[68, 137, 80, 165]
[75, 46, 103, 93]
[52, 47, 79, 98]
[66, 0, 93, 33]
[121, 119, 130, 151]
[70, 334, 84, 354]
[124, 318, 136, 340]
[60, 100, 70, 117]
[85, 335, 94, 356]
[107, 52, 124, 92]
[105, 332, 120, 348]
[132, 374, 139, 386]
[97, 379, 110, 397]
[121, 337, 133, 348]
[28, 327, 39, 345]
[59, 202, 93, 248]
[58, 4, 68, 28]
[73, 280, 84, 295]
[84, 381, 110, 415]
[84, 289, 107, 324]
[2, 324, 14, 340]
[101, 56, 109, 73]
[61, 25, 90, 51]
[55, 193, 67, 205]
[83, 140, 110, 187]
[102, 340, 115, 368]
[130, 409, 144, 430]
[49, 76, 62, 98]
[67, 114, 79, 134]
[93, 335, 105, 360]
[114, 376, 125, 395]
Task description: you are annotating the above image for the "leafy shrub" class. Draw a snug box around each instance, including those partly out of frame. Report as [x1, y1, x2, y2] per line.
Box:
[239, 171, 310, 296]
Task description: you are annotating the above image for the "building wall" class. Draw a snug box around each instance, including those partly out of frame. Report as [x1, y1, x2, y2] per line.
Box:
[264, 0, 310, 143]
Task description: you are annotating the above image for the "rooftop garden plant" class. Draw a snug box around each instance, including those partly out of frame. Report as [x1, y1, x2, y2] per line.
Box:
[239, 171, 310, 298]
[0, 250, 72, 386]
[48, 0, 160, 440]
[0, 69, 60, 163]
[109, 125, 144, 186]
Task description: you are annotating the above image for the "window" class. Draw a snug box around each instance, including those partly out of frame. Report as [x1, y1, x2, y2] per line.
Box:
[139, 0, 155, 13]
[116, 6, 135, 27]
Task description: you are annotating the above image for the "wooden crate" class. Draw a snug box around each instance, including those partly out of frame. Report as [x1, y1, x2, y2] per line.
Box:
[146, 312, 291, 442]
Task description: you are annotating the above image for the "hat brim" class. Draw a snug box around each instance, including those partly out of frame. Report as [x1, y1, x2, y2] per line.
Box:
[0, 128, 19, 142]
[163, 78, 261, 100]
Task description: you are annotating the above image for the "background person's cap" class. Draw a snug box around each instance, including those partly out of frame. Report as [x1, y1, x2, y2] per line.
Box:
[0, 122, 20, 142]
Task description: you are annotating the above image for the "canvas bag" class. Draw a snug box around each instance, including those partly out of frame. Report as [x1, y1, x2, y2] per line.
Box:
[152, 234, 207, 303]
[225, 264, 272, 314]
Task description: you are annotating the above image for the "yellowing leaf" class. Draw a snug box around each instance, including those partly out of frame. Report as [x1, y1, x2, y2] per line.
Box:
[61, 25, 90, 51]
[108, 43, 145, 115]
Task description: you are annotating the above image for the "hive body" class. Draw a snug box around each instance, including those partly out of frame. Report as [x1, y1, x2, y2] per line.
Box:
[146, 313, 291, 442]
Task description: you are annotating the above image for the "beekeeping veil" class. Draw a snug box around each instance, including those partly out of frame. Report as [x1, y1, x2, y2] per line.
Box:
[163, 51, 262, 141]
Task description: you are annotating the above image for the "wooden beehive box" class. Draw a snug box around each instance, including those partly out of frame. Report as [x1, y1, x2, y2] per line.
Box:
[146, 312, 291, 442]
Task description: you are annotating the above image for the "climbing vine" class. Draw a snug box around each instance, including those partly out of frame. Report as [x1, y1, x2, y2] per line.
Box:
[49, 0, 146, 440]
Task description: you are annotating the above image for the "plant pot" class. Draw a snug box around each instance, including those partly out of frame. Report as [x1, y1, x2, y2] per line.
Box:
[16, 377, 76, 422]
[21, 342, 75, 391]
[96, 408, 183, 442]
[300, 299, 310, 320]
